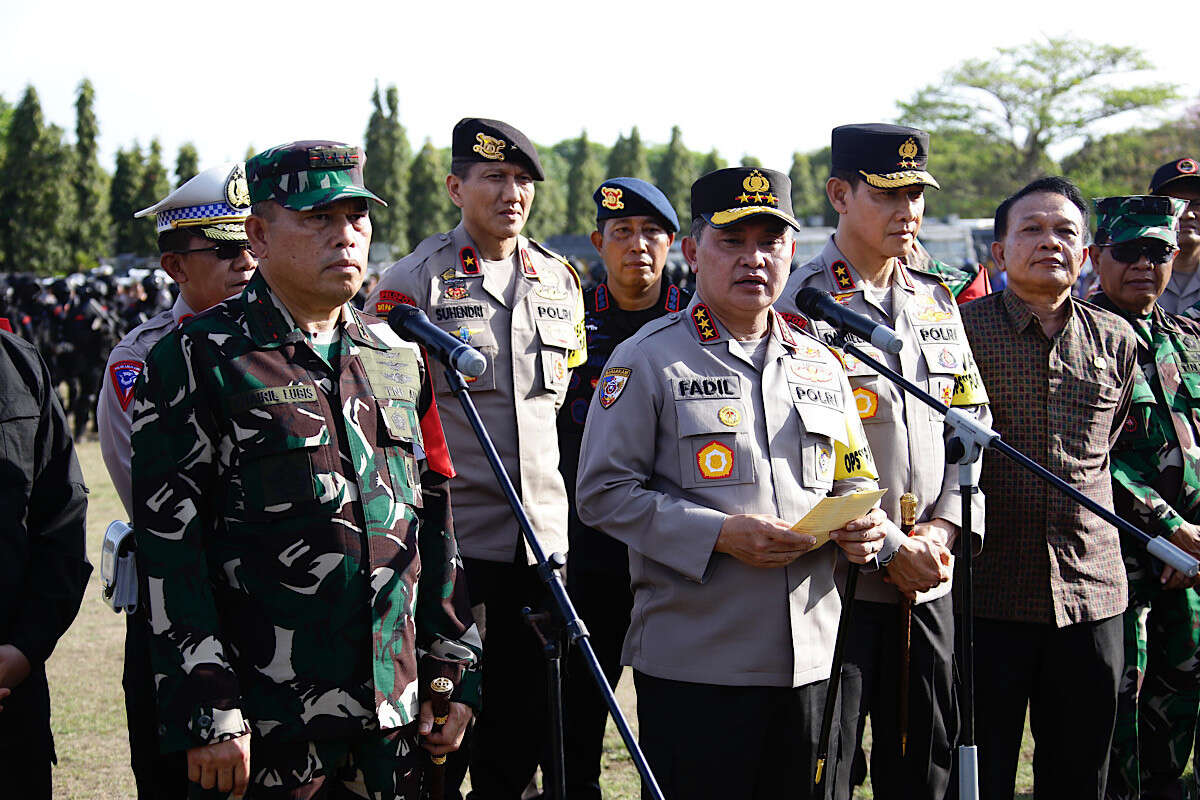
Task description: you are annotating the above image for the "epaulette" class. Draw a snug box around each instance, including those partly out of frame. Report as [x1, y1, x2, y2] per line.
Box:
[394, 231, 454, 273]
[625, 310, 681, 347]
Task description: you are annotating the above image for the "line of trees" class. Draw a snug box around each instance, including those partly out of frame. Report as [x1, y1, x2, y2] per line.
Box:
[0, 37, 1189, 274]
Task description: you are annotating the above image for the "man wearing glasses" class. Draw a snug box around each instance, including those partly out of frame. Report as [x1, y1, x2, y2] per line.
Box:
[1088, 196, 1200, 800]
[97, 161, 256, 799]
[1147, 159, 1200, 315]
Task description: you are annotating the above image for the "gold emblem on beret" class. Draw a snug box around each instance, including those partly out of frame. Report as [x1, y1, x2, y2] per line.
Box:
[718, 406, 740, 427]
[430, 677, 454, 694]
[898, 137, 919, 169]
[600, 186, 624, 210]
[473, 133, 506, 161]
[225, 163, 251, 209]
[736, 170, 776, 205]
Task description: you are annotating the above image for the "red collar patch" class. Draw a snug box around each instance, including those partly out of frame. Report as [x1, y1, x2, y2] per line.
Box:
[521, 249, 539, 278]
[110, 359, 143, 411]
[459, 247, 481, 276]
[692, 304, 720, 342]
[776, 313, 797, 346]
[830, 260, 856, 291]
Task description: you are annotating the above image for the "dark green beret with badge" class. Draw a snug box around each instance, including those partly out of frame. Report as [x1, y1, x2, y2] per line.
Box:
[832, 123, 940, 190]
[451, 117, 545, 181]
[690, 167, 799, 230]
[1094, 195, 1187, 246]
[246, 140, 386, 211]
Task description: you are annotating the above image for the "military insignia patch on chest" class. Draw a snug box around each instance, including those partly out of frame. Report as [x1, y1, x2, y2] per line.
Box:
[697, 441, 735, 479]
[109, 359, 143, 411]
[536, 284, 570, 301]
[598, 367, 632, 409]
[443, 283, 470, 301]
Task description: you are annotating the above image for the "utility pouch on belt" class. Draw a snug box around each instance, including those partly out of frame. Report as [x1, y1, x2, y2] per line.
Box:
[100, 520, 139, 614]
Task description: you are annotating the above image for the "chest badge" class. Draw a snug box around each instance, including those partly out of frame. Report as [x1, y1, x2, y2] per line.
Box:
[536, 284, 569, 301]
[937, 347, 959, 370]
[718, 406, 741, 427]
[853, 387, 878, 419]
[697, 441, 735, 480]
[443, 282, 470, 301]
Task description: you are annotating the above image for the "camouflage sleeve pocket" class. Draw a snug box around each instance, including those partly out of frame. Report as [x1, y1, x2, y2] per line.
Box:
[376, 401, 423, 509]
[230, 404, 332, 519]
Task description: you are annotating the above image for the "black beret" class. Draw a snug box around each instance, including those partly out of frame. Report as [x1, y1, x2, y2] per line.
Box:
[451, 118, 544, 181]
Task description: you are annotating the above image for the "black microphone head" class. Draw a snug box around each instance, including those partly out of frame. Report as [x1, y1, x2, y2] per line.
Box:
[794, 287, 832, 317]
[386, 301, 424, 331]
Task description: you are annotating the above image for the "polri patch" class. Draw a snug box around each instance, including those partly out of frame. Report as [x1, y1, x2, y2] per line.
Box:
[598, 367, 632, 409]
[109, 359, 143, 411]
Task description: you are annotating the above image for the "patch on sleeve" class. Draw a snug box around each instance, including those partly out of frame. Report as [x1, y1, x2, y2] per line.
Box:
[834, 414, 878, 480]
[598, 367, 632, 409]
[110, 359, 144, 411]
[951, 359, 990, 406]
[375, 289, 416, 317]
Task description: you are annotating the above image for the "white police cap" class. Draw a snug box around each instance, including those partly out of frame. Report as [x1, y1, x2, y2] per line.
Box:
[135, 162, 250, 241]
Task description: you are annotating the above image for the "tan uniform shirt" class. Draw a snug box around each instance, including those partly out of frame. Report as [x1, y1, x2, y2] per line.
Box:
[1157, 267, 1200, 315]
[366, 224, 585, 563]
[98, 295, 196, 516]
[575, 298, 878, 687]
[775, 238, 990, 605]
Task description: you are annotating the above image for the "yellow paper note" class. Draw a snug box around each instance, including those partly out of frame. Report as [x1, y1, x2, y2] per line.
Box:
[790, 489, 888, 548]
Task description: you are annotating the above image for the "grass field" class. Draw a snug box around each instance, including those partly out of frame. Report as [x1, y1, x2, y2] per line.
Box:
[50, 438, 1113, 798]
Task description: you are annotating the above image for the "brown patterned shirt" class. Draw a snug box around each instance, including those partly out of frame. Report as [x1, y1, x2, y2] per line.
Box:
[961, 288, 1137, 626]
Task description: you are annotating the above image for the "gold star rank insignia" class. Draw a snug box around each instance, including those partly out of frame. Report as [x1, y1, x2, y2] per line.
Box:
[692, 304, 720, 342]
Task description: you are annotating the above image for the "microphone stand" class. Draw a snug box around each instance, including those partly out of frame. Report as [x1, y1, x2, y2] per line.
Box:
[829, 336, 1198, 800]
[442, 367, 666, 800]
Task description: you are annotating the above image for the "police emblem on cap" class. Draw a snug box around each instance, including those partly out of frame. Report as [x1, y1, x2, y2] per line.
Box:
[1179, 159, 1199, 175]
[898, 138, 919, 169]
[474, 133, 506, 161]
[224, 163, 251, 209]
[737, 170, 777, 204]
[601, 186, 624, 210]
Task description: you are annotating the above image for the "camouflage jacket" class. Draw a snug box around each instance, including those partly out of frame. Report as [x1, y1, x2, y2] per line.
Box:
[131, 272, 480, 753]
[1095, 293, 1200, 540]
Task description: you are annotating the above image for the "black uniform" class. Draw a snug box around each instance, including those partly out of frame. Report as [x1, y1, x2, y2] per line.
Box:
[558, 279, 687, 800]
[0, 329, 91, 798]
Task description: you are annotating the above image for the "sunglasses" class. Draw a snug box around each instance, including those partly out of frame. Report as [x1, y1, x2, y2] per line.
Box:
[1102, 240, 1176, 267]
[170, 243, 253, 260]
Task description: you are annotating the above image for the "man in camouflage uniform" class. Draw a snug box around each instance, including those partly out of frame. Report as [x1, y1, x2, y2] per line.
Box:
[131, 141, 481, 799]
[366, 118, 585, 799]
[558, 177, 688, 800]
[1143, 159, 1200, 316]
[775, 124, 989, 800]
[1088, 195, 1200, 800]
[100, 162, 257, 800]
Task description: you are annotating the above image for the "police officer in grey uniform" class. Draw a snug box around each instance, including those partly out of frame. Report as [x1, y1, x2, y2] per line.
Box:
[96, 161, 256, 799]
[576, 167, 891, 800]
[1148, 158, 1200, 314]
[366, 118, 585, 799]
[774, 124, 990, 800]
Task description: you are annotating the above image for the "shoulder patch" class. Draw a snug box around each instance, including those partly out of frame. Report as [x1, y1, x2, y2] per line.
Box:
[598, 367, 632, 409]
[109, 359, 143, 411]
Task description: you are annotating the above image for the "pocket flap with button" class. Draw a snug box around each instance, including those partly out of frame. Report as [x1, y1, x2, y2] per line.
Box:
[674, 400, 753, 488]
[535, 316, 580, 351]
[230, 399, 330, 514]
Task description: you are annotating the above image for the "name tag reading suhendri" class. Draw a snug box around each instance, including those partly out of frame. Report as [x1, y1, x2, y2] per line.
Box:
[230, 384, 318, 413]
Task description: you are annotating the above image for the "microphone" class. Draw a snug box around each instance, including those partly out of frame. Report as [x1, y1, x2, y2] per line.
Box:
[794, 287, 904, 355]
[387, 303, 488, 378]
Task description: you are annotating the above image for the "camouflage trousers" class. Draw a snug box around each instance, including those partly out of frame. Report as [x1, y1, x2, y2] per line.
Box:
[189, 723, 428, 799]
[1108, 553, 1200, 800]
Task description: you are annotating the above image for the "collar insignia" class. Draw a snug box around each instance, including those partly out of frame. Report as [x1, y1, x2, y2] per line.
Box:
[521, 249, 538, 278]
[595, 283, 610, 312]
[665, 285, 681, 312]
[692, 303, 720, 342]
[831, 260, 856, 291]
[459, 247, 480, 276]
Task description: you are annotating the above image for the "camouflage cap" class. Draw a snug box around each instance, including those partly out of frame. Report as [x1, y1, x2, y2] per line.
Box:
[1094, 195, 1188, 246]
[246, 140, 386, 211]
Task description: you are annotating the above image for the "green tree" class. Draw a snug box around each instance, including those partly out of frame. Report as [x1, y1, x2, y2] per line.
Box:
[525, 144, 568, 241]
[71, 78, 111, 268]
[0, 86, 74, 273]
[175, 142, 199, 187]
[0, 94, 12, 166]
[788, 151, 825, 223]
[110, 144, 144, 255]
[566, 130, 602, 235]
[740, 154, 762, 168]
[1062, 108, 1200, 202]
[897, 37, 1179, 183]
[406, 139, 454, 247]
[919, 130, 1023, 220]
[700, 149, 726, 175]
[653, 125, 695, 226]
[131, 139, 170, 255]
[607, 126, 649, 180]
[364, 83, 412, 252]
